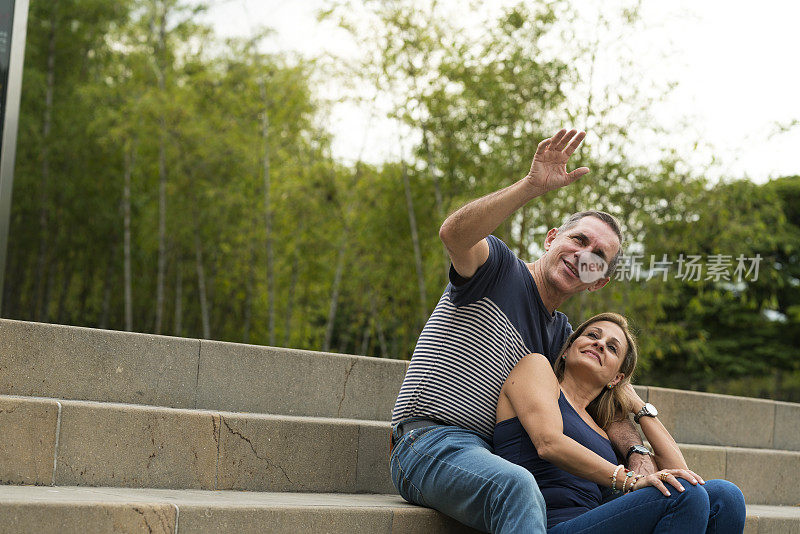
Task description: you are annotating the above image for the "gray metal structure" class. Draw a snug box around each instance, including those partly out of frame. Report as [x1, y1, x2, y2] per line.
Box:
[0, 0, 29, 312]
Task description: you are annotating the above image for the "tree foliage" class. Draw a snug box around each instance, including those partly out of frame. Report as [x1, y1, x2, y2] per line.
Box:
[4, 0, 799, 401]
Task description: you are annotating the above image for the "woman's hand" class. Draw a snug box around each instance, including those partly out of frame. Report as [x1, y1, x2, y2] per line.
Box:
[620, 383, 646, 414]
[632, 468, 706, 496]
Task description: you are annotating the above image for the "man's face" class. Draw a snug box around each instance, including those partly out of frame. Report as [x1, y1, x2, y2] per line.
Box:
[541, 217, 620, 296]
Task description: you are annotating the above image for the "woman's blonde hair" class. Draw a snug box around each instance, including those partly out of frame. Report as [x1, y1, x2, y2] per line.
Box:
[552, 312, 639, 429]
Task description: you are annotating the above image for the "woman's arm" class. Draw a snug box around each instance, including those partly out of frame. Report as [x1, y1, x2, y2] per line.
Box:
[502, 357, 700, 495]
[620, 384, 687, 470]
[502, 354, 621, 487]
[641, 417, 688, 470]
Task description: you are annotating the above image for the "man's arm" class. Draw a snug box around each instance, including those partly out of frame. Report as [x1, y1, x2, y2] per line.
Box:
[439, 129, 590, 278]
[606, 418, 657, 476]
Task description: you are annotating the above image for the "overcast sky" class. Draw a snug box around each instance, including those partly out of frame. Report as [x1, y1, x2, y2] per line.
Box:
[202, 0, 800, 183]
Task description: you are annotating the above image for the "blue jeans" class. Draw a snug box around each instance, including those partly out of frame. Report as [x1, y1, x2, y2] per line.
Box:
[390, 422, 547, 534]
[548, 478, 746, 534]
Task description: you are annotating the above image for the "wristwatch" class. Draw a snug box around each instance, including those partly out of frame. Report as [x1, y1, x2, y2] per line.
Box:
[626, 444, 652, 463]
[634, 403, 658, 424]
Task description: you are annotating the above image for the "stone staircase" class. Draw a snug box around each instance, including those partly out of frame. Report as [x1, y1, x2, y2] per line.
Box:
[0, 318, 798, 533]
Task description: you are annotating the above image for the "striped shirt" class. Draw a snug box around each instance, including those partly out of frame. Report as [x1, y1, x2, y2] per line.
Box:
[392, 235, 572, 438]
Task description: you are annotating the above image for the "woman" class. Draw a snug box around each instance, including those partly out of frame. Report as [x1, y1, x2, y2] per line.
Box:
[494, 312, 746, 533]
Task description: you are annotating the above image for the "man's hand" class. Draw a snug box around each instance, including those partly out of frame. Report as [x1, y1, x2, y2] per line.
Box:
[526, 129, 590, 196]
[627, 449, 658, 477]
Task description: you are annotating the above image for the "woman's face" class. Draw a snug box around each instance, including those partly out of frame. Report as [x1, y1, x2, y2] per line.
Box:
[566, 320, 628, 387]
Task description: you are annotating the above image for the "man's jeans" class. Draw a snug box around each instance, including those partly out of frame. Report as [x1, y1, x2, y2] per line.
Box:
[548, 478, 745, 533]
[389, 421, 547, 534]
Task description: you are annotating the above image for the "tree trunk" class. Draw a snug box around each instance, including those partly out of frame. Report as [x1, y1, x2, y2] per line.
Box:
[259, 79, 275, 346]
[153, 1, 168, 334]
[4, 244, 26, 318]
[99, 245, 115, 329]
[41, 260, 56, 323]
[194, 217, 210, 339]
[242, 244, 254, 344]
[371, 298, 388, 358]
[423, 126, 445, 220]
[123, 145, 134, 331]
[517, 205, 528, 258]
[423, 124, 450, 279]
[1, 245, 14, 317]
[359, 321, 371, 356]
[283, 237, 300, 347]
[174, 261, 182, 336]
[323, 163, 360, 353]
[77, 264, 94, 322]
[337, 327, 351, 355]
[56, 263, 72, 324]
[773, 370, 784, 399]
[323, 238, 346, 352]
[402, 159, 428, 327]
[34, 2, 58, 320]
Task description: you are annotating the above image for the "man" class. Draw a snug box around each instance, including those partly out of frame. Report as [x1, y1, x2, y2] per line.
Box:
[390, 129, 657, 533]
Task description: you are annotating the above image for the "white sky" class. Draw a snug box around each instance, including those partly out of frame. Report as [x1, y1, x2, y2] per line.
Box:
[203, 0, 800, 183]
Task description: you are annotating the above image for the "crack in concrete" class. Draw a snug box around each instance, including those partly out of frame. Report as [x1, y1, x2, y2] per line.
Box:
[132, 505, 173, 534]
[220, 416, 302, 488]
[146, 422, 159, 469]
[212, 414, 221, 490]
[57, 458, 88, 479]
[132, 507, 155, 534]
[337, 360, 357, 417]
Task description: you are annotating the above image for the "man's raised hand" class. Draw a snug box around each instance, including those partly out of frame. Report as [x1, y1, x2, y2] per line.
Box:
[526, 129, 590, 195]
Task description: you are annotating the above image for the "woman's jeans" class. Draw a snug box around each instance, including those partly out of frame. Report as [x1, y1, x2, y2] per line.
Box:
[548, 478, 746, 534]
[390, 422, 548, 534]
[390, 421, 746, 534]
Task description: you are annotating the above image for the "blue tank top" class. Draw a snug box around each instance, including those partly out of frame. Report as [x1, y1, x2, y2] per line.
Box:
[493, 391, 619, 528]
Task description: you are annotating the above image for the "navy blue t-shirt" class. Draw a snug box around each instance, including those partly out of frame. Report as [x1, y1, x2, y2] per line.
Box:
[493, 391, 618, 528]
[392, 235, 573, 438]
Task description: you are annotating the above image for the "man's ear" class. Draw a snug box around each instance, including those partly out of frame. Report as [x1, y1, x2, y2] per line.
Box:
[543, 228, 559, 251]
[587, 276, 611, 292]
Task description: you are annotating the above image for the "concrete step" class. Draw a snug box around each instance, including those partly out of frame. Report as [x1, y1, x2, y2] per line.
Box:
[2, 318, 799, 451]
[0, 486, 479, 534]
[0, 318, 406, 422]
[643, 386, 800, 452]
[0, 485, 797, 534]
[0, 395, 392, 495]
[2, 394, 799, 506]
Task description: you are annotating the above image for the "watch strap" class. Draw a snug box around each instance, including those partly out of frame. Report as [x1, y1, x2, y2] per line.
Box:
[634, 404, 654, 424]
[625, 445, 650, 462]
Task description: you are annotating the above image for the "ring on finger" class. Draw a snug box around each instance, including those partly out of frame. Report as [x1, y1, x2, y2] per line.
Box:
[659, 472, 670, 481]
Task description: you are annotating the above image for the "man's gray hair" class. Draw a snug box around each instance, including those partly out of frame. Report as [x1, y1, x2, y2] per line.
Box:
[557, 210, 624, 277]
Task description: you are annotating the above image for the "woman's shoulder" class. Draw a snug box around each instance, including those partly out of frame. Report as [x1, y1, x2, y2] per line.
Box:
[503, 353, 559, 391]
[511, 352, 553, 372]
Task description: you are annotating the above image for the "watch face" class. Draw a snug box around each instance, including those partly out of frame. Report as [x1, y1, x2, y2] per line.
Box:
[633, 445, 649, 454]
[645, 403, 658, 417]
